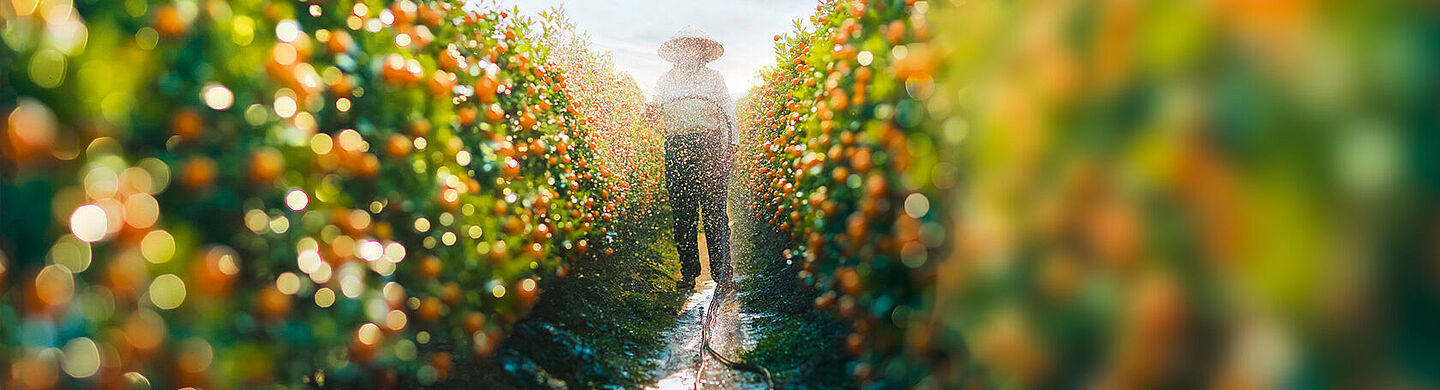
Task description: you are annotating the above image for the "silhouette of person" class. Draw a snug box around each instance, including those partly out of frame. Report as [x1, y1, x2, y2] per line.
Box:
[647, 26, 737, 291]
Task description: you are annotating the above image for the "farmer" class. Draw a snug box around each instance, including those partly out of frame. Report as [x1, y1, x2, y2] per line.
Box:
[647, 26, 738, 291]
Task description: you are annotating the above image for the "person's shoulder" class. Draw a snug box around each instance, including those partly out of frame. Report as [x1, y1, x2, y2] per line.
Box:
[697, 67, 725, 85]
[655, 70, 679, 88]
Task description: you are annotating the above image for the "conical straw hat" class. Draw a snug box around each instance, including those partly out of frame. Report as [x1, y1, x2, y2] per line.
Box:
[659, 25, 724, 63]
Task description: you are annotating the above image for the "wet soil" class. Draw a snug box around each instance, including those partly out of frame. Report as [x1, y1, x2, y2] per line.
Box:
[455, 184, 847, 388]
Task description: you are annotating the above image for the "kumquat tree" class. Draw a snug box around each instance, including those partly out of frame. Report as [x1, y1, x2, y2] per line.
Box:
[3, 0, 1438, 388]
[733, 0, 950, 379]
[0, 0, 625, 386]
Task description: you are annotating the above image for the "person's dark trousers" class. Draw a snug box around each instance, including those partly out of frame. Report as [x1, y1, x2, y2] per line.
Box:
[664, 132, 732, 285]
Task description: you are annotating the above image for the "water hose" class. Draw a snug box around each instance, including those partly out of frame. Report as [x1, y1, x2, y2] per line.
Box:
[696, 280, 774, 389]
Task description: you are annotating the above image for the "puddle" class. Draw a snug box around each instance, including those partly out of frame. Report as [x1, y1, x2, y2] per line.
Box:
[646, 280, 715, 389]
[646, 260, 770, 389]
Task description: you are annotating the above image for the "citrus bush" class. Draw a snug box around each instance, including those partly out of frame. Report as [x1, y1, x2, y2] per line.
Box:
[735, 0, 954, 385]
[0, 0, 634, 387]
[543, 26, 665, 222]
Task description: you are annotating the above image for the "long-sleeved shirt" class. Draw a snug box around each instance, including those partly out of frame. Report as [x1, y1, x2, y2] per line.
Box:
[653, 66, 739, 145]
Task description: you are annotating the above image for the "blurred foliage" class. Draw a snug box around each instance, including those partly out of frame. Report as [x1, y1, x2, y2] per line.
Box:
[738, 0, 1440, 388]
[0, 0, 648, 387]
[927, 0, 1440, 388]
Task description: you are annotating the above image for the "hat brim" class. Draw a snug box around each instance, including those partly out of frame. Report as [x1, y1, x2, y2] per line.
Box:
[659, 37, 724, 63]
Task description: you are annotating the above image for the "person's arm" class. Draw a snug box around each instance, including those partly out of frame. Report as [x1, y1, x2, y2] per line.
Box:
[712, 71, 740, 147]
[648, 72, 671, 131]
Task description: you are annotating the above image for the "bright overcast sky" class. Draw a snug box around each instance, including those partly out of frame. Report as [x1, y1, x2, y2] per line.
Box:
[486, 0, 815, 99]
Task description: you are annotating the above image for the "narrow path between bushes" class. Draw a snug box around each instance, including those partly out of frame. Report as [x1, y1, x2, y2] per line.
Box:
[468, 200, 781, 388]
[646, 231, 768, 389]
[470, 158, 846, 388]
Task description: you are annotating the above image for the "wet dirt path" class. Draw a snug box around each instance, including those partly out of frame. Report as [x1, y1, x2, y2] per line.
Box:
[645, 231, 769, 389]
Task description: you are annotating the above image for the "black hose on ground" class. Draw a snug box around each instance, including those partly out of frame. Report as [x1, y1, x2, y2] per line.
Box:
[696, 280, 774, 389]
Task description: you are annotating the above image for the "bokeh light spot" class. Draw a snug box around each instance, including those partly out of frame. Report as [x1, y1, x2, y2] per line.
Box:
[83, 166, 119, 199]
[310, 133, 334, 154]
[286, 189, 309, 211]
[29, 49, 67, 88]
[61, 337, 101, 378]
[123, 193, 159, 229]
[70, 204, 108, 242]
[297, 249, 323, 274]
[315, 287, 336, 308]
[386, 309, 408, 330]
[273, 95, 298, 118]
[36, 264, 75, 306]
[177, 338, 213, 373]
[384, 242, 406, 263]
[276, 272, 301, 295]
[357, 323, 381, 345]
[149, 274, 186, 310]
[201, 84, 233, 110]
[903, 193, 930, 218]
[135, 27, 159, 49]
[140, 230, 175, 264]
[48, 235, 92, 273]
[358, 239, 383, 262]
[231, 16, 255, 46]
[276, 20, 301, 42]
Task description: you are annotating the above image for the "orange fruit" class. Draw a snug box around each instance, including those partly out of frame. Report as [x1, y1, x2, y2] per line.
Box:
[181, 157, 217, 190]
[249, 148, 285, 184]
[485, 103, 505, 122]
[458, 107, 478, 127]
[386, 135, 411, 158]
[257, 287, 291, 318]
[172, 110, 204, 142]
[519, 112, 538, 130]
[153, 5, 190, 37]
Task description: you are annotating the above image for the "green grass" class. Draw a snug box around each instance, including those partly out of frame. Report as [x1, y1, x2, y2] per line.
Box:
[470, 201, 689, 388]
[727, 200, 850, 389]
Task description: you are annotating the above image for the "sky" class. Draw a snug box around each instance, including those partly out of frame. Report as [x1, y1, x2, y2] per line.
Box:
[486, 0, 816, 99]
